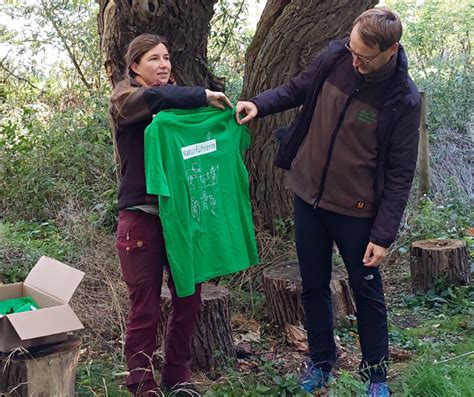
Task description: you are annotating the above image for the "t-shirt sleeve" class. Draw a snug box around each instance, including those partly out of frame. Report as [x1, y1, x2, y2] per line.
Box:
[144, 124, 171, 197]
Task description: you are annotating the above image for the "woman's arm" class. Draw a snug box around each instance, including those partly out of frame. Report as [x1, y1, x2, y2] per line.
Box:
[119, 85, 207, 126]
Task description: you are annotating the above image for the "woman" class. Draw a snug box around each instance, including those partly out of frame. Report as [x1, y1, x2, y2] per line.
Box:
[109, 33, 232, 396]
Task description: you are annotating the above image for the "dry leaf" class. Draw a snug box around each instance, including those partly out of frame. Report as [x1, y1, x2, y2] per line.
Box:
[389, 346, 412, 362]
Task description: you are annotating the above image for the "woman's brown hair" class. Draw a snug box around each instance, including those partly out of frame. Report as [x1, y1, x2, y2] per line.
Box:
[109, 34, 170, 122]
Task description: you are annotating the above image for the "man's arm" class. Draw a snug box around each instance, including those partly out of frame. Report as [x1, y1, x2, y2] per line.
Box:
[369, 98, 422, 250]
[236, 48, 330, 124]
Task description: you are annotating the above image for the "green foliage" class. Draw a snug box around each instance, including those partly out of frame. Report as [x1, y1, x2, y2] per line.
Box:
[1, 0, 104, 91]
[76, 359, 129, 396]
[397, 178, 473, 257]
[1, 220, 74, 262]
[404, 281, 474, 317]
[327, 371, 367, 396]
[204, 362, 309, 397]
[412, 195, 472, 241]
[386, 0, 473, 134]
[208, 1, 254, 103]
[273, 217, 295, 241]
[396, 353, 474, 397]
[0, 91, 117, 229]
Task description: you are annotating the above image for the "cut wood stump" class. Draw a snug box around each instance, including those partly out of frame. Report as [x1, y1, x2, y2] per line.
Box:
[158, 283, 236, 377]
[262, 261, 356, 328]
[410, 239, 470, 292]
[0, 336, 81, 397]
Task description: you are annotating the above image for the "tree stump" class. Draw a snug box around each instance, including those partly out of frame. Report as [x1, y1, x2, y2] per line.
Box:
[0, 337, 81, 396]
[263, 261, 356, 328]
[158, 284, 236, 377]
[410, 239, 470, 292]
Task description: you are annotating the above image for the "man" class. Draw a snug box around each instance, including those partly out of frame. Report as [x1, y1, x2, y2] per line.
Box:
[235, 7, 420, 397]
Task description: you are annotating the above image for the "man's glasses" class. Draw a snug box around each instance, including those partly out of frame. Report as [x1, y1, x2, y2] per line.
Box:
[345, 40, 384, 64]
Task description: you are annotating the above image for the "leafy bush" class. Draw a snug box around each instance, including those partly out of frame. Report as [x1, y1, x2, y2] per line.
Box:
[395, 177, 473, 260]
[387, 0, 473, 134]
[0, 92, 117, 229]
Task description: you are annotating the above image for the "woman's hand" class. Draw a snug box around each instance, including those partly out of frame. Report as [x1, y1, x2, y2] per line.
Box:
[205, 89, 233, 110]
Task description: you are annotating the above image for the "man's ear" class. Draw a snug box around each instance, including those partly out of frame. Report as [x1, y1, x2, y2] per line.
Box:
[389, 42, 399, 57]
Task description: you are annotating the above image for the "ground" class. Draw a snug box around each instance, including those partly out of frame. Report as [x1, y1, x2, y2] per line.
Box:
[71, 245, 473, 396]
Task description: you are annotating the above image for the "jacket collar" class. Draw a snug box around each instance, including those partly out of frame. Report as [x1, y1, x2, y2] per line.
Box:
[329, 38, 412, 104]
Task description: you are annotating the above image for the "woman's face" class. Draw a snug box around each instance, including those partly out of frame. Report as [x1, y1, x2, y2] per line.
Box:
[132, 43, 172, 86]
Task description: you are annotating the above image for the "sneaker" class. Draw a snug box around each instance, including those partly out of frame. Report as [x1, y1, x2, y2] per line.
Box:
[367, 382, 390, 397]
[300, 363, 332, 393]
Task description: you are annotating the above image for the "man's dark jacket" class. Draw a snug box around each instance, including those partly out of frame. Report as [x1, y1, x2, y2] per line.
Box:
[252, 38, 421, 248]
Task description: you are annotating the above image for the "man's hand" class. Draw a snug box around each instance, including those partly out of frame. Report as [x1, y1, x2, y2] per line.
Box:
[205, 89, 233, 110]
[363, 242, 387, 267]
[235, 101, 258, 124]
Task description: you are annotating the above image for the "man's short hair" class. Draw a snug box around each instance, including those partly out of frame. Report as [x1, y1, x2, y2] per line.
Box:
[353, 7, 402, 51]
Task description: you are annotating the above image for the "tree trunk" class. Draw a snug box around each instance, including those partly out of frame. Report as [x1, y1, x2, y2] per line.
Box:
[0, 337, 81, 397]
[263, 261, 356, 328]
[410, 239, 470, 292]
[97, 0, 223, 89]
[241, 0, 377, 231]
[158, 284, 236, 378]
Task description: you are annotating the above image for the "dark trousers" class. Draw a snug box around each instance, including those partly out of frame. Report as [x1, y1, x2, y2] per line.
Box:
[116, 210, 202, 395]
[294, 195, 389, 382]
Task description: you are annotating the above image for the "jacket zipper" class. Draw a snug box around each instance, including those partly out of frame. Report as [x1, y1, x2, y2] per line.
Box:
[313, 79, 361, 209]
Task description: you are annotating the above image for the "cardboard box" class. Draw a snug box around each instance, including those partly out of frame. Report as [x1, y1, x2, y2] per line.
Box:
[0, 256, 84, 352]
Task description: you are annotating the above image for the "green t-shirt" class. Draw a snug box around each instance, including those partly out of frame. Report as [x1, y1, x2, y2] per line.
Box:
[144, 106, 259, 297]
[0, 296, 39, 316]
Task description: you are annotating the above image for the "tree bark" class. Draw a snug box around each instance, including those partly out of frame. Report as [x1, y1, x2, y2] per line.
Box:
[410, 239, 470, 292]
[158, 284, 236, 378]
[241, 0, 377, 231]
[263, 261, 356, 328]
[97, 0, 223, 89]
[0, 337, 81, 397]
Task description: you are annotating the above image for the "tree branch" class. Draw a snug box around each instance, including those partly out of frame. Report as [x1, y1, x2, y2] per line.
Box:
[44, 8, 92, 91]
[0, 56, 44, 92]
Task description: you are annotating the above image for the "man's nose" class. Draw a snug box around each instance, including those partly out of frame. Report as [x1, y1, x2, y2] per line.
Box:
[352, 55, 362, 67]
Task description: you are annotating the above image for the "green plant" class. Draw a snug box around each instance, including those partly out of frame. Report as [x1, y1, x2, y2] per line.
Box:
[0, 92, 117, 228]
[0, 220, 74, 266]
[204, 360, 309, 397]
[273, 217, 295, 240]
[396, 356, 474, 397]
[328, 371, 367, 396]
[76, 359, 130, 397]
[404, 281, 474, 316]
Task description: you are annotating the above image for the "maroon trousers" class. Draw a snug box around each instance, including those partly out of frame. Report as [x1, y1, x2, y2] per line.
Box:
[116, 210, 202, 395]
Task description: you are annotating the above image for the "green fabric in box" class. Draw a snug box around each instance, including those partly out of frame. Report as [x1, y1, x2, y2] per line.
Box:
[0, 296, 40, 315]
